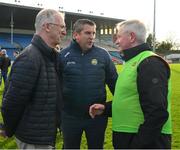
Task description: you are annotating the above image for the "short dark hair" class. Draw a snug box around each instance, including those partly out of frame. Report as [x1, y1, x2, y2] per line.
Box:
[73, 19, 96, 33]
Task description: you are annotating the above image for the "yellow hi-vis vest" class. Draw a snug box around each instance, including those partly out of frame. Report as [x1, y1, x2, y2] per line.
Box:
[112, 51, 172, 134]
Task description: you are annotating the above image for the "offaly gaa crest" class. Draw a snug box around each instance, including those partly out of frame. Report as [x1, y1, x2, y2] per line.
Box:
[91, 59, 98, 65]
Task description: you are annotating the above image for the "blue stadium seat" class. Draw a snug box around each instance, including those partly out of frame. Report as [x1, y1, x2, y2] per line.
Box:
[13, 34, 32, 48]
[0, 33, 33, 60]
[0, 37, 15, 49]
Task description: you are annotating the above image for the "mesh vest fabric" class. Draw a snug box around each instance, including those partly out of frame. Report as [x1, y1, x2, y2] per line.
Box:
[112, 50, 172, 134]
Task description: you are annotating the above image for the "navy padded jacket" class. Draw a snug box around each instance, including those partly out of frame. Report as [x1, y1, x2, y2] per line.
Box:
[59, 40, 118, 117]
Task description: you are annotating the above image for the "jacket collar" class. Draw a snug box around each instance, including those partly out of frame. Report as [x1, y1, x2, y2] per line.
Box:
[121, 43, 152, 62]
[31, 34, 57, 61]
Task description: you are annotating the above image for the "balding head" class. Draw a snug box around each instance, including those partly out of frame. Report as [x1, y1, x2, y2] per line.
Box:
[34, 8, 66, 48]
[35, 9, 64, 33]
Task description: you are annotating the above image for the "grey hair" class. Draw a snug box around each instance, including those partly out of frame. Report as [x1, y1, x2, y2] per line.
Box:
[35, 9, 64, 32]
[73, 19, 96, 33]
[116, 20, 147, 44]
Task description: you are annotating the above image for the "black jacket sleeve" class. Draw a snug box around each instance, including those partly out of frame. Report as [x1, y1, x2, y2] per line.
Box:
[103, 101, 112, 117]
[130, 56, 170, 148]
[105, 54, 118, 95]
[103, 55, 117, 117]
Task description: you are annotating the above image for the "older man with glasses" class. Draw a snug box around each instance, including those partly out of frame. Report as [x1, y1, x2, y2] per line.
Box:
[1, 8, 66, 149]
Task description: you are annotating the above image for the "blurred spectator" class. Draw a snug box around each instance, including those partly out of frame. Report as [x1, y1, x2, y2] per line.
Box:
[13, 51, 20, 58]
[0, 51, 3, 84]
[0, 49, 11, 84]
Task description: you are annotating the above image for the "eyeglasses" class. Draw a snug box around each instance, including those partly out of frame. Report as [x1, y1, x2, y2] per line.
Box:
[48, 23, 66, 30]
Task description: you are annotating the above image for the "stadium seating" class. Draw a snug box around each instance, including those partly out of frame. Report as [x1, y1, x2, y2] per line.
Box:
[0, 33, 33, 60]
[0, 33, 123, 63]
[0, 36, 15, 49]
[13, 34, 32, 48]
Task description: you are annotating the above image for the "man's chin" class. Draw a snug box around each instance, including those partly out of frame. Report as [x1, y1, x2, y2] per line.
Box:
[88, 44, 93, 48]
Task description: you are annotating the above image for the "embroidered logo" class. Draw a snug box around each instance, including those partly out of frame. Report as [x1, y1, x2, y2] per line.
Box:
[152, 78, 159, 84]
[67, 61, 76, 65]
[91, 59, 98, 65]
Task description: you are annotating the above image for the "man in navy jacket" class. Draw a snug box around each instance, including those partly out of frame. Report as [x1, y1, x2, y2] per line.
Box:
[59, 19, 118, 149]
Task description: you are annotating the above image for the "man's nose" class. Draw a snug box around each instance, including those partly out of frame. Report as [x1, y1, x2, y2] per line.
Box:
[90, 33, 95, 39]
[62, 30, 66, 36]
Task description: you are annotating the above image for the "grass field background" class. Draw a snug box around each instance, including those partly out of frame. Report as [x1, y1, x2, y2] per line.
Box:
[0, 64, 180, 149]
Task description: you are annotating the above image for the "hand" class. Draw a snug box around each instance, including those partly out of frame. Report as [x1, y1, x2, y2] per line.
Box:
[89, 104, 105, 118]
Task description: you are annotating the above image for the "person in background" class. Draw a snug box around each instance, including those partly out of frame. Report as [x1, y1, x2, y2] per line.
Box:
[59, 19, 118, 149]
[89, 19, 172, 149]
[0, 50, 3, 85]
[1, 8, 66, 149]
[0, 49, 11, 84]
[13, 51, 20, 58]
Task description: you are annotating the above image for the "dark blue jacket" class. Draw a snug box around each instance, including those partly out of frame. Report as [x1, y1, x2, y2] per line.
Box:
[59, 40, 118, 117]
[1, 35, 62, 146]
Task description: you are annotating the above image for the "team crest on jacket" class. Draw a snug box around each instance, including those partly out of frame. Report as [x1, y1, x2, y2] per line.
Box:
[91, 59, 98, 65]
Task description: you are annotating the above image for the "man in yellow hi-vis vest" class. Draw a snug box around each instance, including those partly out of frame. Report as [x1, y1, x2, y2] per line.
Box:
[89, 19, 172, 149]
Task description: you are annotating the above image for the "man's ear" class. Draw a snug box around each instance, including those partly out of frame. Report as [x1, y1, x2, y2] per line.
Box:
[44, 23, 51, 32]
[73, 32, 79, 41]
[130, 32, 136, 42]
